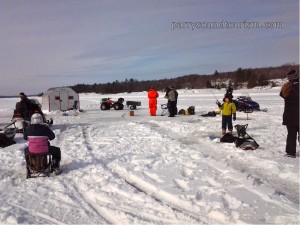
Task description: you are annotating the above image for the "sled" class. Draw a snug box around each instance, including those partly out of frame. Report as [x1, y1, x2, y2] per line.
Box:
[0, 127, 17, 148]
[220, 133, 236, 143]
[25, 136, 54, 179]
[160, 104, 169, 116]
[126, 101, 141, 110]
[234, 124, 259, 150]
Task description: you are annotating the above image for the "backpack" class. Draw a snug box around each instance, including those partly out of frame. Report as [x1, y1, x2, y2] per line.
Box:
[0, 133, 16, 148]
[187, 106, 195, 115]
[220, 133, 236, 143]
[234, 124, 259, 150]
[178, 109, 186, 115]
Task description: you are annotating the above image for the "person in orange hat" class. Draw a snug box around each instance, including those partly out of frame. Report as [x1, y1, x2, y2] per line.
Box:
[148, 87, 159, 116]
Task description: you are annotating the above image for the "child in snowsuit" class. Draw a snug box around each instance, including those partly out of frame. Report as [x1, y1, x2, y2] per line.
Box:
[148, 88, 159, 116]
[217, 94, 236, 135]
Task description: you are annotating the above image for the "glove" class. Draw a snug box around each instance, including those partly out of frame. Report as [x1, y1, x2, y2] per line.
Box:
[216, 100, 221, 107]
[233, 113, 236, 121]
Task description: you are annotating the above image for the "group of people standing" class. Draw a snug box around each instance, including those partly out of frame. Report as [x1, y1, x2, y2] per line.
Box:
[147, 86, 178, 117]
[147, 69, 299, 159]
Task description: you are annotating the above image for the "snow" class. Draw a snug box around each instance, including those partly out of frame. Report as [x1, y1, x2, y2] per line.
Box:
[0, 88, 299, 224]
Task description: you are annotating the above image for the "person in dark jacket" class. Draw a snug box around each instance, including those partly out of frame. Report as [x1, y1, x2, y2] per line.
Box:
[24, 113, 61, 173]
[165, 87, 178, 117]
[15, 93, 48, 122]
[15, 92, 33, 120]
[280, 70, 299, 158]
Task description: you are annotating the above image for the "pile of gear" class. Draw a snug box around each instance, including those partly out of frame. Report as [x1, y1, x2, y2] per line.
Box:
[220, 124, 260, 150]
[178, 106, 195, 115]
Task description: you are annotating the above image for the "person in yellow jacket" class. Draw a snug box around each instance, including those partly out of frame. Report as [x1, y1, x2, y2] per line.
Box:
[216, 94, 236, 135]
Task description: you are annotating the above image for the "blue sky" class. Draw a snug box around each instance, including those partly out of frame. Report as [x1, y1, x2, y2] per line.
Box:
[0, 0, 299, 95]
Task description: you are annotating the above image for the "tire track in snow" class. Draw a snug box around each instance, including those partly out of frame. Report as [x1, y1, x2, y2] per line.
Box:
[147, 119, 300, 205]
[56, 124, 196, 224]
[80, 124, 207, 224]
[139, 120, 299, 218]
[59, 125, 124, 224]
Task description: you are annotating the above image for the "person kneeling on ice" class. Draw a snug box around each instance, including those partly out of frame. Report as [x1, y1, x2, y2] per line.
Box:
[23, 113, 62, 174]
[216, 94, 237, 135]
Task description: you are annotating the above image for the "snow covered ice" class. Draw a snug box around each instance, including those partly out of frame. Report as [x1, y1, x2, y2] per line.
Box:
[0, 88, 299, 224]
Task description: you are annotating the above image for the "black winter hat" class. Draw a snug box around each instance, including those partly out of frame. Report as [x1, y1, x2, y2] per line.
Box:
[286, 70, 299, 81]
[224, 93, 232, 99]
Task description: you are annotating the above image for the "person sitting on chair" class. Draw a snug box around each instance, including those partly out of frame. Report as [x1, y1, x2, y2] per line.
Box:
[23, 113, 61, 174]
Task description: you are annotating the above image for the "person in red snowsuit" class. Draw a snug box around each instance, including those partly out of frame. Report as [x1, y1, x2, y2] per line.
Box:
[148, 88, 159, 116]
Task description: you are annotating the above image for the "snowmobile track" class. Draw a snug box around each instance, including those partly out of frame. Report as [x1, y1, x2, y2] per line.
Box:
[139, 120, 300, 211]
[79, 124, 207, 224]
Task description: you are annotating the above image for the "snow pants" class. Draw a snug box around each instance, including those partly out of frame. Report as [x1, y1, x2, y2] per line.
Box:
[168, 101, 177, 117]
[222, 115, 233, 132]
[148, 98, 157, 116]
[286, 125, 299, 157]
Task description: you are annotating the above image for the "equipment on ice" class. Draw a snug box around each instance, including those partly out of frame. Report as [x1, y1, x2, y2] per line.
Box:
[160, 104, 169, 116]
[234, 124, 259, 150]
[100, 98, 124, 110]
[0, 127, 16, 147]
[233, 94, 267, 113]
[178, 106, 195, 115]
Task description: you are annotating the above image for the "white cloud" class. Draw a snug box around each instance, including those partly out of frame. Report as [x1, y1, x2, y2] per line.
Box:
[0, 0, 298, 95]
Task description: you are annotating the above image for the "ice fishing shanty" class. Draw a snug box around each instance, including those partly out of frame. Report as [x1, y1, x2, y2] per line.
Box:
[42, 87, 79, 111]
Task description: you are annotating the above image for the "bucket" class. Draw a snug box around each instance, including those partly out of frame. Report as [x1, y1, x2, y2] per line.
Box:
[129, 111, 134, 116]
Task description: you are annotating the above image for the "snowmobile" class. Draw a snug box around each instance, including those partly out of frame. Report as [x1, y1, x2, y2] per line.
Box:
[0, 126, 17, 147]
[233, 95, 267, 113]
[12, 98, 53, 133]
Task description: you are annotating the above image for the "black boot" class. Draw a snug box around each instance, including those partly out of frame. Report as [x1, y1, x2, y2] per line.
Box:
[51, 159, 61, 175]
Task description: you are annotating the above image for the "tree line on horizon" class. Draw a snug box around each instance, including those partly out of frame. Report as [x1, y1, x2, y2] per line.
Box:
[69, 64, 299, 94]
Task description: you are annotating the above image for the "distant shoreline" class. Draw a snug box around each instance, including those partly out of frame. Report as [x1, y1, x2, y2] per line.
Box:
[0, 95, 38, 99]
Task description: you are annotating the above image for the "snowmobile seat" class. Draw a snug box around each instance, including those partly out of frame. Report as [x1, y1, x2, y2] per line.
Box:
[26, 136, 53, 179]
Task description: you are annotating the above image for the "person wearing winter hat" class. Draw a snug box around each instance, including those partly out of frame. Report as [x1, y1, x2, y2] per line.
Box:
[14, 92, 33, 120]
[23, 113, 62, 174]
[165, 87, 178, 117]
[280, 69, 299, 158]
[216, 94, 237, 135]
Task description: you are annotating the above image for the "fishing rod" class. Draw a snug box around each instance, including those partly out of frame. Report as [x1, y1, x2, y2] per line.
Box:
[210, 89, 220, 103]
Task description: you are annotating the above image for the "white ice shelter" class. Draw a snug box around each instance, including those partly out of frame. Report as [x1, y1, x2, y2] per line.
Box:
[42, 87, 80, 111]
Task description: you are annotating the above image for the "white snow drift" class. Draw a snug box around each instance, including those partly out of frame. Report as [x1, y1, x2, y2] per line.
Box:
[0, 88, 299, 224]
